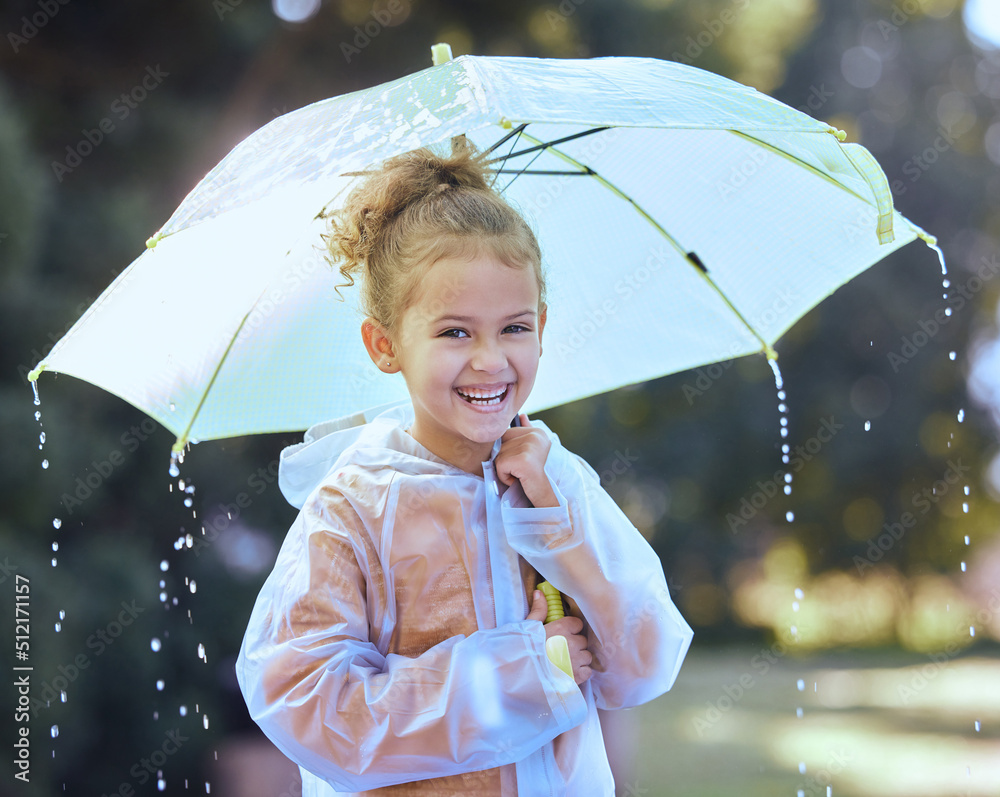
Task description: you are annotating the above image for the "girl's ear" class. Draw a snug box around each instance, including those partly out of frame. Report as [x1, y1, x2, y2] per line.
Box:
[361, 318, 399, 372]
[537, 304, 547, 356]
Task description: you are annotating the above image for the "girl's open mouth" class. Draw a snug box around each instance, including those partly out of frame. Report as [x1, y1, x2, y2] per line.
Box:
[455, 385, 510, 406]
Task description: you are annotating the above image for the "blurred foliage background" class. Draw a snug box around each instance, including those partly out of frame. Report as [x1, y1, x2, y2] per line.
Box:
[1, 0, 999, 795]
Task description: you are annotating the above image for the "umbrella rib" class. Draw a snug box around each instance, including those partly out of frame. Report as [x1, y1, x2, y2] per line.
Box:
[489, 125, 530, 192]
[171, 304, 259, 453]
[515, 129, 778, 359]
[495, 169, 594, 176]
[481, 123, 529, 157]
[485, 126, 611, 164]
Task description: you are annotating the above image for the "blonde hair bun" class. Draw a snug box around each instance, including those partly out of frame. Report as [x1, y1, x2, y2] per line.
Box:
[326, 141, 544, 336]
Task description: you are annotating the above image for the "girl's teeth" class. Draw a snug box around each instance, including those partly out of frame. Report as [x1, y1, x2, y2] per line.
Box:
[458, 386, 508, 404]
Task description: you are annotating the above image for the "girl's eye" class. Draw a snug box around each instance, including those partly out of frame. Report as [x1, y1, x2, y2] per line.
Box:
[440, 328, 468, 338]
[504, 324, 530, 334]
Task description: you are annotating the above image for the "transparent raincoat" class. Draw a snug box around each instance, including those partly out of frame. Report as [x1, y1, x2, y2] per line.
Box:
[237, 404, 693, 795]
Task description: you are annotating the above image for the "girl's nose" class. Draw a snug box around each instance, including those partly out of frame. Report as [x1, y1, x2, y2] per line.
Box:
[471, 340, 508, 373]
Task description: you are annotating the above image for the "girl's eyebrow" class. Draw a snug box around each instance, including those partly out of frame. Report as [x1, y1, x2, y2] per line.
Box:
[432, 310, 537, 324]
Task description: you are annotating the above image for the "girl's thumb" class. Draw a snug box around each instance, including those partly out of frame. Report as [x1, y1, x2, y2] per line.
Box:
[526, 590, 548, 623]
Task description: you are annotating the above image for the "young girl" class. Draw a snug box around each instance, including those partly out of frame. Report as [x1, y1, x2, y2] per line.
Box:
[236, 143, 693, 796]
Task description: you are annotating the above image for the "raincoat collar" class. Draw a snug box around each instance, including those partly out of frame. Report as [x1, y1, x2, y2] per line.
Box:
[278, 400, 504, 509]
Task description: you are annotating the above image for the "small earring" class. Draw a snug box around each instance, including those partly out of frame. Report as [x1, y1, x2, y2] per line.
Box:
[384, 360, 391, 369]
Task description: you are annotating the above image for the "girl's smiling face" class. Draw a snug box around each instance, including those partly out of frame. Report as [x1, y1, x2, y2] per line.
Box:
[367, 251, 545, 474]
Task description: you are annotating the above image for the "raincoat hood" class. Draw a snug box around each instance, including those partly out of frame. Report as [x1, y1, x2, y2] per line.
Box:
[278, 400, 501, 509]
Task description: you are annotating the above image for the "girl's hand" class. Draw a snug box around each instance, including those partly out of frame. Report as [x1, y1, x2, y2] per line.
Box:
[526, 590, 593, 685]
[496, 414, 559, 508]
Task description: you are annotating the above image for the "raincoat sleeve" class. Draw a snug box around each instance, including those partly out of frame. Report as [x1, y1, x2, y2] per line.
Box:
[236, 483, 588, 791]
[501, 438, 693, 710]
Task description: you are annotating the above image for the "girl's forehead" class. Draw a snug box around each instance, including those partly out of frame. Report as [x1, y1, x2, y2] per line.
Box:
[407, 254, 541, 315]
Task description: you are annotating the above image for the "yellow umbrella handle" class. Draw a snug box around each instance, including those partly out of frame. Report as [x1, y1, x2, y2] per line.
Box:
[538, 580, 564, 622]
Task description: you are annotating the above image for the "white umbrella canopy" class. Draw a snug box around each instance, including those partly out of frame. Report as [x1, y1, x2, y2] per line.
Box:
[29, 53, 936, 451]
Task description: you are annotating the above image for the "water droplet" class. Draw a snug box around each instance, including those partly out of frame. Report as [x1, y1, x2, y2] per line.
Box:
[39, 431, 46, 445]
[169, 402, 176, 412]
[780, 417, 788, 427]
[796, 707, 803, 718]
[964, 485, 970, 495]
[799, 762, 806, 774]
[185, 534, 193, 548]
[50, 725, 58, 738]
[961, 561, 967, 572]
[794, 588, 804, 599]
[169, 461, 180, 479]
[159, 579, 166, 588]
[949, 351, 956, 361]
[780, 427, 788, 438]
[158, 779, 166, 791]
[778, 403, 787, 413]
[51, 558, 57, 567]
[190, 580, 197, 594]
[791, 625, 798, 636]
[783, 485, 791, 495]
[797, 679, 805, 691]
[945, 307, 953, 317]
[41, 459, 49, 469]
[54, 622, 61, 633]
[180, 705, 188, 717]
[52, 518, 61, 529]
[160, 560, 169, 572]
[52, 542, 58, 552]
[160, 592, 168, 603]
[203, 714, 210, 730]
[59, 610, 65, 619]
[792, 601, 800, 612]
[784, 473, 792, 484]
[965, 535, 970, 545]
[975, 720, 981, 732]
[957, 408, 965, 423]
[60, 690, 66, 703]
[156, 679, 165, 691]
[198, 642, 206, 660]
[34, 410, 41, 422]
[864, 420, 871, 431]
[786, 511, 794, 522]
[206, 782, 211, 794]
[32, 382, 40, 406]
[970, 626, 976, 637]
[963, 502, 969, 514]
[184, 497, 193, 508]
[151, 637, 162, 652]
[782, 454, 790, 464]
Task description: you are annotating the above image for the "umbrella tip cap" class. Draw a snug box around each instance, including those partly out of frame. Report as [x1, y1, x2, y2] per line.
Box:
[146, 232, 164, 250]
[764, 345, 779, 361]
[27, 363, 45, 382]
[431, 42, 453, 65]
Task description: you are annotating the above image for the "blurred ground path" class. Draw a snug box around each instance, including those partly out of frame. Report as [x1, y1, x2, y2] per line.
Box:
[635, 645, 1000, 797]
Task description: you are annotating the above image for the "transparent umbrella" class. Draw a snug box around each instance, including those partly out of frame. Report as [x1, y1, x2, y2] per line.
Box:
[28, 48, 939, 456]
